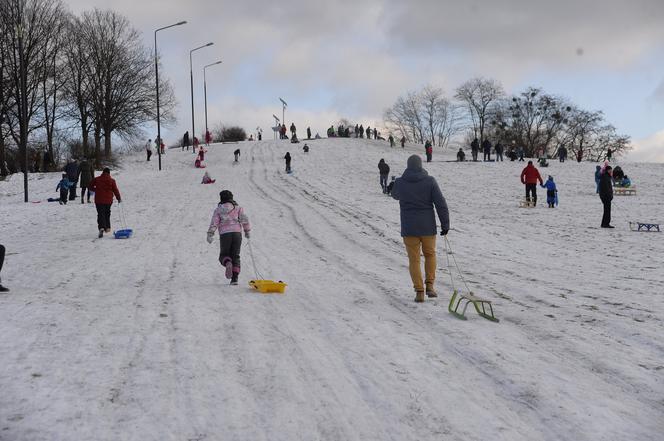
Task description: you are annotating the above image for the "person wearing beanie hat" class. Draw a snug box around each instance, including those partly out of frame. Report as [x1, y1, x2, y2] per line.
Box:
[207, 190, 251, 285]
[391, 155, 450, 303]
[598, 166, 614, 228]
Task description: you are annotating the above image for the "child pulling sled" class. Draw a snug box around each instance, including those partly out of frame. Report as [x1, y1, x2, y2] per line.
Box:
[207, 190, 251, 285]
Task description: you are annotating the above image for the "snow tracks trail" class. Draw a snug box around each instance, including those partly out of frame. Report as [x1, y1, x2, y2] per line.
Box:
[0, 139, 662, 440]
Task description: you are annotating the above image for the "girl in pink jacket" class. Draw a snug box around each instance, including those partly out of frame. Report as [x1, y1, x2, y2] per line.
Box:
[207, 190, 251, 285]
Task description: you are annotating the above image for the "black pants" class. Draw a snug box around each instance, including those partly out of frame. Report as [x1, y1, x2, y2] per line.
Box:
[147, 150, 152, 161]
[81, 187, 91, 203]
[285, 161, 291, 173]
[0, 244, 5, 274]
[496, 152, 503, 161]
[472, 150, 478, 161]
[60, 189, 68, 204]
[601, 199, 612, 227]
[68, 184, 78, 200]
[380, 174, 388, 193]
[426, 152, 432, 162]
[219, 232, 242, 273]
[96, 204, 112, 230]
[483, 151, 490, 161]
[525, 184, 537, 205]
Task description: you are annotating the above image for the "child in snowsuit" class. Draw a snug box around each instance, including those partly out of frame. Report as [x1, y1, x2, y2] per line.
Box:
[541, 175, 558, 208]
[234, 149, 241, 162]
[207, 190, 251, 285]
[201, 171, 215, 184]
[56, 174, 71, 205]
[284, 152, 292, 173]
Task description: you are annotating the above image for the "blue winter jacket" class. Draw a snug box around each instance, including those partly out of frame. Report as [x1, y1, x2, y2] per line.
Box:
[542, 178, 557, 191]
[56, 178, 71, 191]
[391, 162, 449, 237]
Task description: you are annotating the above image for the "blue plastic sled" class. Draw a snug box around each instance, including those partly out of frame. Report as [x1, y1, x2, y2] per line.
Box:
[113, 229, 133, 239]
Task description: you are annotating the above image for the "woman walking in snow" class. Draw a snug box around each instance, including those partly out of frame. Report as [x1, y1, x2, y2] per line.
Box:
[207, 190, 251, 285]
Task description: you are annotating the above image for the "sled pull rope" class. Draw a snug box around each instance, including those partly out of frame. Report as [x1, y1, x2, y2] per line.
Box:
[445, 237, 472, 294]
[443, 238, 456, 292]
[247, 239, 264, 280]
[118, 202, 129, 230]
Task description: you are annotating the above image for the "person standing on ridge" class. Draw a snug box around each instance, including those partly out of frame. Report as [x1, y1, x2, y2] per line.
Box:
[471, 137, 479, 161]
[425, 140, 433, 163]
[78, 158, 94, 204]
[599, 166, 614, 228]
[391, 155, 449, 303]
[307, 127, 311, 140]
[290, 123, 297, 138]
[482, 138, 492, 161]
[400, 136, 406, 148]
[520, 160, 543, 206]
[146, 139, 152, 161]
[183, 131, 190, 151]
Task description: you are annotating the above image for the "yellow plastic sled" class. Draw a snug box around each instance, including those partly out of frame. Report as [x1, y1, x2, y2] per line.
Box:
[249, 279, 287, 294]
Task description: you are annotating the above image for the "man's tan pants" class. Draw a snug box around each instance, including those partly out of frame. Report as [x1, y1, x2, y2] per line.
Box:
[403, 235, 436, 292]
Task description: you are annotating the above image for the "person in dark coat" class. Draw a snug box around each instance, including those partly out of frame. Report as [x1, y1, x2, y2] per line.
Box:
[64, 159, 79, 200]
[457, 148, 465, 162]
[0, 244, 8, 292]
[518, 146, 525, 161]
[470, 138, 479, 161]
[391, 155, 449, 303]
[373, 128, 378, 139]
[606, 148, 613, 162]
[89, 168, 122, 238]
[234, 149, 241, 162]
[425, 140, 433, 163]
[183, 131, 190, 151]
[290, 123, 297, 137]
[482, 139, 492, 161]
[284, 152, 292, 173]
[558, 146, 567, 162]
[400, 136, 406, 148]
[303, 144, 309, 153]
[576, 149, 583, 163]
[307, 127, 311, 140]
[599, 166, 614, 228]
[78, 159, 94, 203]
[389, 135, 394, 148]
[495, 142, 504, 161]
[359, 125, 364, 138]
[378, 158, 390, 193]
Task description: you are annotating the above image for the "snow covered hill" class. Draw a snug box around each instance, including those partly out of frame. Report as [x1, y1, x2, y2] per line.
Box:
[1, 138, 663, 440]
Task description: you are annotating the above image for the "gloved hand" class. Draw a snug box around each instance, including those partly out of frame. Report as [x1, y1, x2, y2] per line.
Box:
[206, 231, 214, 244]
[440, 228, 449, 236]
[244, 231, 251, 239]
[117, 199, 122, 203]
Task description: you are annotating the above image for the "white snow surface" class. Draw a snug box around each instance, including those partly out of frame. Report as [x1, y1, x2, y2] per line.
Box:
[1, 138, 663, 441]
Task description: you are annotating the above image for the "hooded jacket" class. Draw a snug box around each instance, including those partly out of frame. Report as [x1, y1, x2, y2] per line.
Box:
[378, 160, 390, 175]
[391, 155, 449, 237]
[209, 202, 251, 235]
[521, 163, 543, 185]
[89, 173, 121, 205]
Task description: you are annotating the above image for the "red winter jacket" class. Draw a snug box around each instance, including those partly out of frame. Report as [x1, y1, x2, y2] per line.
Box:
[520, 164, 543, 185]
[90, 173, 121, 204]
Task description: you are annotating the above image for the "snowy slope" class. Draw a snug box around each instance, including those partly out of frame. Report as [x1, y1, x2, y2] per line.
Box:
[0, 139, 663, 441]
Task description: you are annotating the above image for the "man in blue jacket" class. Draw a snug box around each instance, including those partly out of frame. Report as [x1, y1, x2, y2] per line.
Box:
[392, 155, 450, 302]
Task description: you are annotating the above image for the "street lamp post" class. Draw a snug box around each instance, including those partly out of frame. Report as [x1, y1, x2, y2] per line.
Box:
[203, 60, 222, 144]
[279, 97, 288, 129]
[154, 20, 186, 171]
[190, 42, 214, 152]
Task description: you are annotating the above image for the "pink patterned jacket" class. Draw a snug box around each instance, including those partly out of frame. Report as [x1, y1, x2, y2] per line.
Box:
[208, 202, 251, 235]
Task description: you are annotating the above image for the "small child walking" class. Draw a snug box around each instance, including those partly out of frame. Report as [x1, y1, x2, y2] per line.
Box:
[541, 175, 558, 208]
[56, 173, 71, 205]
[207, 190, 251, 285]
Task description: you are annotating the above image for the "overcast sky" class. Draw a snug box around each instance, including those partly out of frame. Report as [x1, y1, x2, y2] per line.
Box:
[66, 0, 664, 161]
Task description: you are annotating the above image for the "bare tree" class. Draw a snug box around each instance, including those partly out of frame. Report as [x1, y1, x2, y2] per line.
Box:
[0, 0, 65, 178]
[454, 77, 504, 144]
[79, 9, 175, 158]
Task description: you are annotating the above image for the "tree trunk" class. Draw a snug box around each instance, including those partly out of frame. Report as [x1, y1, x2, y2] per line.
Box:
[81, 113, 89, 157]
[103, 125, 112, 158]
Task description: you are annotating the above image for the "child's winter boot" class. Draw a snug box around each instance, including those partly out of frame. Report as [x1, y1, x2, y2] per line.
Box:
[230, 273, 239, 285]
[222, 257, 233, 279]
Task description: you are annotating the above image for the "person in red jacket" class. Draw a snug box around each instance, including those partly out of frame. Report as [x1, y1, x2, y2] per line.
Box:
[520, 160, 543, 206]
[89, 168, 122, 238]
